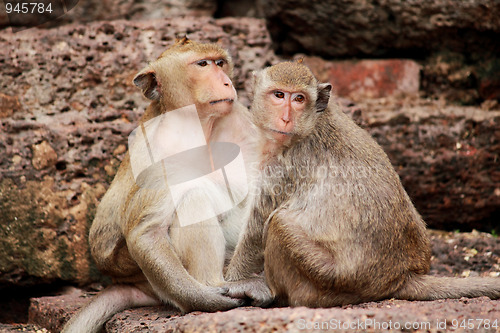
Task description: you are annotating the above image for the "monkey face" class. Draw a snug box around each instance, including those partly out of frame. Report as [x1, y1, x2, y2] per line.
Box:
[186, 54, 237, 119]
[264, 88, 309, 144]
[251, 77, 317, 149]
[250, 62, 332, 155]
[133, 41, 236, 121]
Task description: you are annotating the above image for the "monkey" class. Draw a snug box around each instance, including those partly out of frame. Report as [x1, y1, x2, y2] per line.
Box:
[224, 61, 500, 308]
[62, 38, 269, 333]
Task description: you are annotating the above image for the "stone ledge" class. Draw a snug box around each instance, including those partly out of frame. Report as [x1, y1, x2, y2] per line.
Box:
[29, 291, 500, 332]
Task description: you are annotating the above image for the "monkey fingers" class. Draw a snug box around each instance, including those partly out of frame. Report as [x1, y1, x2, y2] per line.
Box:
[222, 276, 274, 307]
[196, 286, 246, 311]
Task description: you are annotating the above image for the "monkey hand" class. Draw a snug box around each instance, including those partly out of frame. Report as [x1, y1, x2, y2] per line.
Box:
[180, 286, 246, 313]
[221, 276, 274, 307]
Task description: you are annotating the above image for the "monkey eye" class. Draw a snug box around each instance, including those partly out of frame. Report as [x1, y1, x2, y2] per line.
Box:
[294, 94, 305, 103]
[274, 91, 285, 99]
[197, 60, 212, 67]
[215, 59, 225, 67]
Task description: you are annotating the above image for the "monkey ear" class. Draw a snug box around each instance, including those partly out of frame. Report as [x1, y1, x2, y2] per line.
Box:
[316, 83, 332, 112]
[133, 69, 161, 101]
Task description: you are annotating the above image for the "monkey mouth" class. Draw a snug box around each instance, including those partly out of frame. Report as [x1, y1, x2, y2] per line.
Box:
[209, 98, 234, 105]
[269, 129, 293, 136]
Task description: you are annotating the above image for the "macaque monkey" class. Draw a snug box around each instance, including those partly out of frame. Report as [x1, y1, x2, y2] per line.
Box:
[63, 38, 263, 333]
[225, 61, 500, 307]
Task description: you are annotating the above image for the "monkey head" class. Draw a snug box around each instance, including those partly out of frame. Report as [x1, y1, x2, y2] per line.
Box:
[251, 61, 332, 148]
[133, 37, 237, 119]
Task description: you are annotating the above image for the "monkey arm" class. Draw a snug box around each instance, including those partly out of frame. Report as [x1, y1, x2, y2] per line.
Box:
[125, 216, 244, 312]
[222, 203, 274, 307]
[225, 200, 270, 281]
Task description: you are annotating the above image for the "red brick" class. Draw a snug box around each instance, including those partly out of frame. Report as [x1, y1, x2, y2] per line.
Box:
[303, 57, 421, 99]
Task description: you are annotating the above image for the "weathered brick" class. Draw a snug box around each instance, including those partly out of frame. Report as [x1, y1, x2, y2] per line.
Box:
[302, 57, 421, 99]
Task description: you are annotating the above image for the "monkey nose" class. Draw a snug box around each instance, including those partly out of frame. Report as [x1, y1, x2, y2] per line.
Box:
[218, 71, 233, 88]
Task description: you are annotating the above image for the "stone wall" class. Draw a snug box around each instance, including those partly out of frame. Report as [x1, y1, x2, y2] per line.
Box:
[0, 0, 498, 298]
[0, 17, 275, 287]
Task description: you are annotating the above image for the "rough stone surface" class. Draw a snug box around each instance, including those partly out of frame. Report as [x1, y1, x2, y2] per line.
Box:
[0, 93, 22, 119]
[0, 323, 47, 332]
[28, 293, 500, 333]
[429, 230, 500, 278]
[0, 177, 105, 287]
[102, 299, 500, 332]
[300, 56, 420, 99]
[259, 0, 500, 105]
[0, 17, 275, 287]
[260, 0, 500, 58]
[0, 0, 219, 31]
[27, 230, 500, 332]
[346, 97, 500, 232]
[110, 298, 500, 333]
[3, 1, 499, 106]
[421, 52, 500, 105]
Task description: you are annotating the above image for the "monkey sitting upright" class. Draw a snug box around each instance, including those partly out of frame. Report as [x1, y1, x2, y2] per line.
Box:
[62, 38, 269, 333]
[224, 61, 500, 307]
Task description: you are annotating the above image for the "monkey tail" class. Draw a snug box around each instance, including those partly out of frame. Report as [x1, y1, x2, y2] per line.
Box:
[394, 274, 500, 301]
[61, 284, 160, 333]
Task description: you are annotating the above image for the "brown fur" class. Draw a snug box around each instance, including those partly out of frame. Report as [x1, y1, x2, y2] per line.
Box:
[225, 61, 500, 307]
[63, 39, 257, 333]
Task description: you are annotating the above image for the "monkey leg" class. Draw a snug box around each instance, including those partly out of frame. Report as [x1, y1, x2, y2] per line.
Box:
[126, 219, 244, 312]
[264, 212, 377, 308]
[168, 185, 233, 286]
[170, 218, 226, 286]
[89, 156, 139, 277]
[264, 215, 312, 307]
[125, 187, 244, 313]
